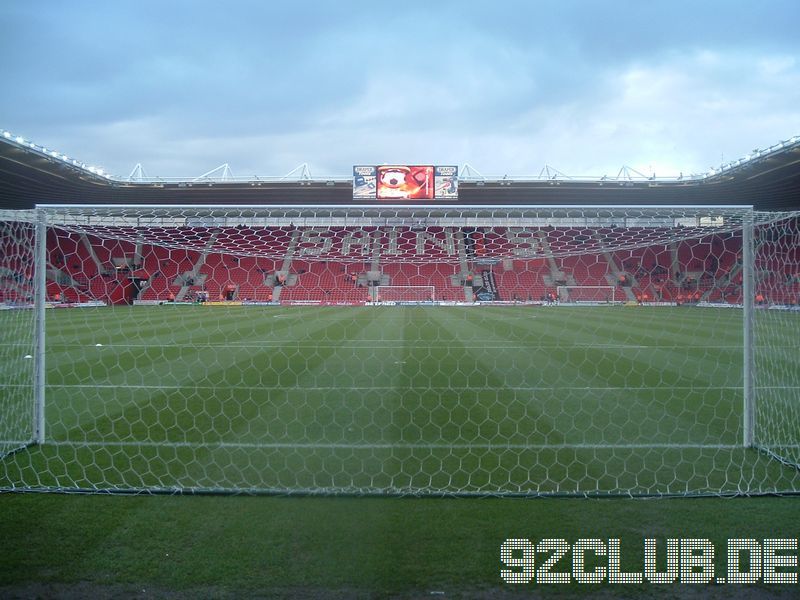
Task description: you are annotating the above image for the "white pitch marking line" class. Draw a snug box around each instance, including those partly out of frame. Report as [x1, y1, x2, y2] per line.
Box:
[45, 342, 755, 350]
[23, 384, 784, 391]
[47, 441, 759, 450]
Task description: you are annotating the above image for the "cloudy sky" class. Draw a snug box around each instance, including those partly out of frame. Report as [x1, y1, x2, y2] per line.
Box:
[2, 0, 799, 179]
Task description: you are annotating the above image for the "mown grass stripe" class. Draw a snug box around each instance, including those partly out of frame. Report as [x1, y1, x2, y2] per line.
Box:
[2, 305, 798, 495]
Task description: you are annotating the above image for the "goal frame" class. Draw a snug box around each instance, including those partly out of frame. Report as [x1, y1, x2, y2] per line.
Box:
[375, 285, 436, 303]
[556, 285, 623, 305]
[3, 203, 799, 496]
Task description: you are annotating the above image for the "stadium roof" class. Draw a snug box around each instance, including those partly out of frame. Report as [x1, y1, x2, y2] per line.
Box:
[1, 130, 798, 211]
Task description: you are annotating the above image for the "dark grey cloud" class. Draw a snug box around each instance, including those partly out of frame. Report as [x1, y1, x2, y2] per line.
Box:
[1, 0, 798, 177]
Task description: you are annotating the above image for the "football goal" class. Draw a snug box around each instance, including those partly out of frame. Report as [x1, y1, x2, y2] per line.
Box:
[556, 285, 623, 304]
[1, 205, 799, 496]
[375, 286, 435, 303]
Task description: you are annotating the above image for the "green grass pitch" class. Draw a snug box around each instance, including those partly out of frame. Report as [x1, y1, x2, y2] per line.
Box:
[1, 304, 799, 596]
[2, 304, 798, 495]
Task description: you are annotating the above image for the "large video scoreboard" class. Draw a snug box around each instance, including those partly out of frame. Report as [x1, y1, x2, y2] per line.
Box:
[353, 165, 458, 200]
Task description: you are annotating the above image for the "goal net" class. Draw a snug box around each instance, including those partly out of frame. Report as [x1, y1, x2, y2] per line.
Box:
[556, 285, 622, 304]
[0, 212, 37, 461]
[1, 205, 799, 496]
[375, 286, 435, 303]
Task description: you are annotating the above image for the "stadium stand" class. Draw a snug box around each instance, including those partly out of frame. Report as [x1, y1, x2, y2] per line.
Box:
[34, 220, 800, 307]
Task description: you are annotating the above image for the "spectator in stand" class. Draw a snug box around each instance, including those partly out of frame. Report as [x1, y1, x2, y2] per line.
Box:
[167, 291, 175, 303]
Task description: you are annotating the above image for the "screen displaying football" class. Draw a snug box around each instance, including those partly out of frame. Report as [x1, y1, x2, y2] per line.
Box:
[353, 165, 458, 200]
[376, 165, 434, 199]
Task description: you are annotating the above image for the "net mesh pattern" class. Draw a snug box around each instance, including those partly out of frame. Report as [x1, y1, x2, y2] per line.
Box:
[0, 206, 797, 496]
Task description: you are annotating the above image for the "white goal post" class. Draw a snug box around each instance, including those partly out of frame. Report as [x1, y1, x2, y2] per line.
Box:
[1, 204, 799, 497]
